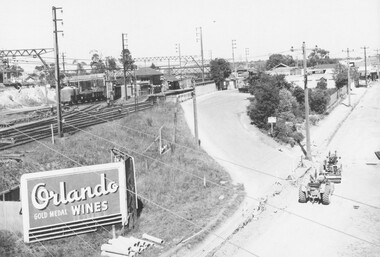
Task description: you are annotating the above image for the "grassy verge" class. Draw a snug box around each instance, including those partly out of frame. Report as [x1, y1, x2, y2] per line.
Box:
[0, 101, 243, 257]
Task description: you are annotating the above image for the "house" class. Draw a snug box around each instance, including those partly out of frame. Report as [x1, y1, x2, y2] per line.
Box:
[268, 63, 301, 76]
[115, 67, 164, 95]
[308, 64, 336, 75]
[134, 67, 163, 85]
[162, 74, 180, 91]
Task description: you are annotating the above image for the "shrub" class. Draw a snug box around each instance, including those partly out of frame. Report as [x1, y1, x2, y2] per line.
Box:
[310, 89, 330, 114]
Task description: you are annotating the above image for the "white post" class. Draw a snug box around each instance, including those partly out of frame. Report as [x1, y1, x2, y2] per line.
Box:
[51, 124, 55, 144]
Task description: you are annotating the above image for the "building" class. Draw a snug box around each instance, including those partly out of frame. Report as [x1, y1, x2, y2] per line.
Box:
[268, 63, 302, 76]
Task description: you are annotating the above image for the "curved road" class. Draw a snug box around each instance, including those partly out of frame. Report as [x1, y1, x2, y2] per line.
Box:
[182, 90, 296, 198]
[181, 84, 380, 257]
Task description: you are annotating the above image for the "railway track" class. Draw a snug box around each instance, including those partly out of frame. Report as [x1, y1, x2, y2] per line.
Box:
[0, 101, 153, 151]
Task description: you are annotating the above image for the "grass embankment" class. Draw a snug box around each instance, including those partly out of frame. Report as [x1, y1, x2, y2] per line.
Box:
[0, 101, 243, 257]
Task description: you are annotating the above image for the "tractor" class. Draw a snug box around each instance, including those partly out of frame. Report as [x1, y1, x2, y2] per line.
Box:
[299, 170, 334, 205]
[323, 151, 342, 184]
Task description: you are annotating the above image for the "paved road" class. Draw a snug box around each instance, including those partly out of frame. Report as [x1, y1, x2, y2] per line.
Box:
[182, 90, 296, 198]
[181, 84, 380, 257]
[216, 84, 380, 257]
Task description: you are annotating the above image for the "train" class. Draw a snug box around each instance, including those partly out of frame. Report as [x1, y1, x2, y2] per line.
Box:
[61, 74, 107, 104]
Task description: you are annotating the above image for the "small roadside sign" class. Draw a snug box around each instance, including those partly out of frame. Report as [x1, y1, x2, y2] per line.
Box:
[268, 117, 276, 123]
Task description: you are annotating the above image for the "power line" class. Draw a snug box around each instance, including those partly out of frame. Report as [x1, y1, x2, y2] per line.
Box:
[53, 119, 380, 247]
[9, 125, 262, 257]
[6, 117, 380, 254]
[58, 103, 380, 210]
[361, 46, 369, 87]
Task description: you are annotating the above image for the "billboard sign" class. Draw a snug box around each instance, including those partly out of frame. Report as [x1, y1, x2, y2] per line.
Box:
[21, 162, 127, 243]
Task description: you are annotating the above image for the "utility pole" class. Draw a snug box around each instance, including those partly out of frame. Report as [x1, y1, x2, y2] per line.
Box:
[192, 79, 199, 148]
[61, 52, 66, 73]
[175, 43, 182, 79]
[122, 33, 128, 99]
[374, 49, 380, 81]
[232, 40, 237, 75]
[134, 68, 137, 112]
[196, 27, 205, 82]
[302, 42, 311, 160]
[361, 46, 369, 86]
[245, 48, 249, 69]
[342, 48, 354, 106]
[52, 6, 63, 138]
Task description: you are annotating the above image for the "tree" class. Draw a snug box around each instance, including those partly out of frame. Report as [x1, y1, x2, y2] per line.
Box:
[292, 86, 305, 104]
[307, 48, 337, 67]
[209, 58, 232, 90]
[119, 49, 136, 70]
[34, 64, 56, 86]
[333, 63, 359, 89]
[105, 57, 118, 71]
[309, 89, 330, 114]
[316, 79, 327, 90]
[265, 54, 296, 70]
[90, 52, 106, 74]
[247, 75, 280, 128]
[277, 88, 299, 119]
[150, 63, 159, 70]
[72, 60, 87, 75]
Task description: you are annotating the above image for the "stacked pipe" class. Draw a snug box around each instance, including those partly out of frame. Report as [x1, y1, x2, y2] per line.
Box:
[0, 102, 153, 151]
[101, 234, 164, 257]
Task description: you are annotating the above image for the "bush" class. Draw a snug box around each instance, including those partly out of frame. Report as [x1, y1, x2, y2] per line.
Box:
[310, 89, 330, 114]
[316, 80, 327, 90]
[292, 86, 304, 104]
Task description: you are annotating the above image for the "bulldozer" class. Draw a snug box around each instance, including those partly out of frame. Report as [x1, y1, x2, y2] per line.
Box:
[299, 169, 334, 205]
[323, 151, 342, 184]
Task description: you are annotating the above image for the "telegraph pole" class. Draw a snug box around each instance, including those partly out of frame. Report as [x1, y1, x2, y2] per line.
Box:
[343, 48, 354, 106]
[192, 79, 199, 148]
[361, 46, 369, 86]
[61, 53, 66, 73]
[232, 40, 237, 75]
[196, 27, 205, 82]
[52, 6, 63, 138]
[122, 33, 128, 99]
[245, 48, 249, 69]
[175, 43, 182, 79]
[374, 49, 380, 81]
[302, 42, 311, 160]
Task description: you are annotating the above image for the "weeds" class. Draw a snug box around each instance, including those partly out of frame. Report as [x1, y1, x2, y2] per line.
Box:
[1, 101, 242, 257]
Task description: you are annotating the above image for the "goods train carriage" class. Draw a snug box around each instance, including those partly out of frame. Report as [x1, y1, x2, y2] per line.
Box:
[62, 74, 107, 104]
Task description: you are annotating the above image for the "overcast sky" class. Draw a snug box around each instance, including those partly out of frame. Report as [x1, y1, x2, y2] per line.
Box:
[1, 0, 379, 71]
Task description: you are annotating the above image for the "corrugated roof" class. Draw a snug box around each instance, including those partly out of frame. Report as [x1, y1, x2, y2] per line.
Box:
[163, 74, 179, 82]
[65, 73, 105, 82]
[312, 64, 336, 70]
[135, 67, 163, 76]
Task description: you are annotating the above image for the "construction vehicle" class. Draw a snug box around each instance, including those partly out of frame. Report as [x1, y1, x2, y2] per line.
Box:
[323, 151, 342, 184]
[299, 169, 334, 205]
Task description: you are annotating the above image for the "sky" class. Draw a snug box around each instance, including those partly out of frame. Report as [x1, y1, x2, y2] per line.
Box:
[0, 0, 379, 71]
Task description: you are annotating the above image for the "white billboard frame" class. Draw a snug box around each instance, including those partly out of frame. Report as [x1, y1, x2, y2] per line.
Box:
[21, 162, 127, 243]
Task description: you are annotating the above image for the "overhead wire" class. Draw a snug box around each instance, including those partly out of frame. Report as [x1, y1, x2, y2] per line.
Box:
[58, 102, 380, 210]
[53, 118, 380, 248]
[4, 109, 380, 257]
[9, 123, 262, 257]
[1, 176, 53, 257]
